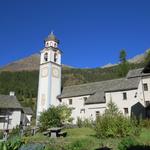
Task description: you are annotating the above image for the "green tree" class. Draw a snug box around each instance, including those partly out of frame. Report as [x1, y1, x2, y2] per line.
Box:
[118, 49, 129, 77]
[95, 101, 140, 138]
[39, 105, 72, 131]
[120, 49, 127, 63]
[105, 100, 121, 116]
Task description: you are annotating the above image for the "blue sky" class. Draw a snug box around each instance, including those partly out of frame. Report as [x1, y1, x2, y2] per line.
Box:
[0, 0, 150, 68]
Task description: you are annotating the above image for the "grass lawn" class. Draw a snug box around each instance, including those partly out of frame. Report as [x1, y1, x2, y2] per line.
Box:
[137, 128, 150, 145]
[23, 127, 150, 150]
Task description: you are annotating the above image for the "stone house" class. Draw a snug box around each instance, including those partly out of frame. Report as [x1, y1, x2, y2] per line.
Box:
[0, 93, 22, 130]
[59, 68, 150, 123]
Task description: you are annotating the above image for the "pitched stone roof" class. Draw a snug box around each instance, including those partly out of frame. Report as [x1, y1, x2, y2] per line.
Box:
[0, 95, 22, 109]
[127, 68, 150, 78]
[126, 68, 143, 78]
[60, 76, 141, 104]
[22, 107, 33, 115]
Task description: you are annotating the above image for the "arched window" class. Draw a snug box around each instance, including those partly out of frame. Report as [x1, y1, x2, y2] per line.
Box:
[44, 53, 48, 62]
[54, 43, 57, 47]
[54, 52, 58, 62]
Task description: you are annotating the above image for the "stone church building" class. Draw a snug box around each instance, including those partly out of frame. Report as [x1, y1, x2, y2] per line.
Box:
[36, 33, 150, 124]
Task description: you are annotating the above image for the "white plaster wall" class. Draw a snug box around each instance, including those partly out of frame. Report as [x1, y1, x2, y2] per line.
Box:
[105, 89, 139, 116]
[61, 95, 90, 123]
[61, 95, 106, 123]
[10, 110, 21, 129]
[85, 103, 106, 120]
[140, 76, 150, 102]
[36, 63, 50, 117]
[50, 64, 61, 106]
[0, 110, 21, 130]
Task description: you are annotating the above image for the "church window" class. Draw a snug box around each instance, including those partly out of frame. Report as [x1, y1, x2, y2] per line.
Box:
[69, 99, 72, 105]
[46, 42, 49, 46]
[44, 53, 48, 62]
[54, 52, 58, 62]
[124, 108, 128, 114]
[143, 83, 148, 91]
[123, 92, 127, 100]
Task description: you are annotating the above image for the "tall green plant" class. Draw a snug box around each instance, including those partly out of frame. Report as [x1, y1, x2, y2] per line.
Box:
[39, 105, 72, 131]
[95, 101, 141, 138]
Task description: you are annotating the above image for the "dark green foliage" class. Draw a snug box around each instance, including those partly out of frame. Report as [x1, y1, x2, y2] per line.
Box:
[23, 126, 33, 137]
[118, 49, 130, 77]
[120, 49, 127, 63]
[7, 136, 24, 150]
[0, 71, 38, 113]
[39, 105, 72, 131]
[118, 137, 138, 150]
[144, 50, 150, 65]
[9, 126, 20, 138]
[0, 71, 38, 98]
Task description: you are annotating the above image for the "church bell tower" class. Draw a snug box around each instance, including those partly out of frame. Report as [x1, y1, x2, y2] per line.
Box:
[36, 32, 62, 122]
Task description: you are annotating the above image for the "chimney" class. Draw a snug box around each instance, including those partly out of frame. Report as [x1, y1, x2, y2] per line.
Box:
[9, 91, 15, 96]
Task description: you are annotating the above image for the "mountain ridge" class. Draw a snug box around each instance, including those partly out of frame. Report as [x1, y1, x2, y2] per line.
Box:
[0, 49, 149, 72]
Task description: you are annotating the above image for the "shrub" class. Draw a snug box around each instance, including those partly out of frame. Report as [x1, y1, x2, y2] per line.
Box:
[9, 126, 20, 138]
[141, 119, 150, 128]
[7, 136, 24, 150]
[23, 126, 32, 137]
[77, 117, 82, 128]
[94, 101, 141, 138]
[118, 137, 138, 150]
[39, 105, 72, 131]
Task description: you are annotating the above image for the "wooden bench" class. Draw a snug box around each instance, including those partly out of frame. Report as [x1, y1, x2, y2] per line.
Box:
[58, 131, 67, 137]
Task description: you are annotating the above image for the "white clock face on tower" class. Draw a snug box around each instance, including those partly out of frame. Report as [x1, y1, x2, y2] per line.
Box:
[52, 67, 59, 78]
[41, 67, 48, 77]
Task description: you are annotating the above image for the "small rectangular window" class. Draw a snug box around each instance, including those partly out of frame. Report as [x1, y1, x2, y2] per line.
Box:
[123, 92, 127, 100]
[124, 108, 128, 114]
[143, 83, 148, 91]
[69, 99, 72, 105]
[83, 97, 87, 104]
[96, 111, 100, 116]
